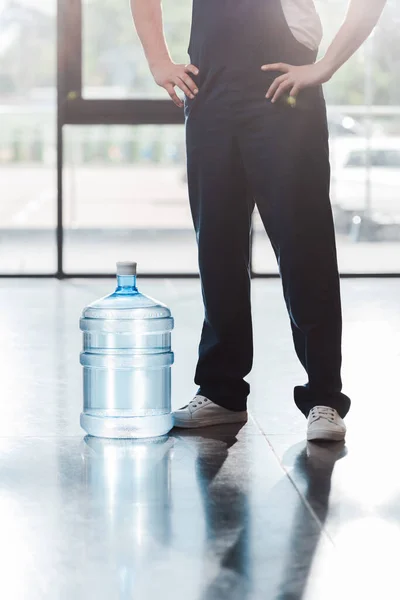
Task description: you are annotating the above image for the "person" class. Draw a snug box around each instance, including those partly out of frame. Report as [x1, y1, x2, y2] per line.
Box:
[131, 0, 387, 441]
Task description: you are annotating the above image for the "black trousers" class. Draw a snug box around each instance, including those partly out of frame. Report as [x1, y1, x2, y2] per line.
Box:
[185, 84, 351, 419]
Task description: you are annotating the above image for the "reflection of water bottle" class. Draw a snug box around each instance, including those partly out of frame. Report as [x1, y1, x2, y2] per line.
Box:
[82, 436, 174, 598]
[80, 262, 174, 438]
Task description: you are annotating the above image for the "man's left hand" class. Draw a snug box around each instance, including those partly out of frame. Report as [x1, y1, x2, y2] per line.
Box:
[261, 61, 333, 103]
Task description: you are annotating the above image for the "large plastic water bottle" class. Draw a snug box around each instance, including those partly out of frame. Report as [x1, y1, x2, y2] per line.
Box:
[80, 262, 174, 439]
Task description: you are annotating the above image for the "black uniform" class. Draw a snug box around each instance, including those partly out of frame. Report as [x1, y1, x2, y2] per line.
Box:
[184, 0, 351, 419]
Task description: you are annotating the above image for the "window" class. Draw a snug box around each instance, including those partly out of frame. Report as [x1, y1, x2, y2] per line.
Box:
[83, 0, 192, 99]
[254, 1, 400, 274]
[2, 0, 399, 275]
[63, 125, 197, 273]
[0, 0, 57, 273]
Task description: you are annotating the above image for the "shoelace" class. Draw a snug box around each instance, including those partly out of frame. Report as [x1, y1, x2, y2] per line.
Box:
[310, 406, 336, 423]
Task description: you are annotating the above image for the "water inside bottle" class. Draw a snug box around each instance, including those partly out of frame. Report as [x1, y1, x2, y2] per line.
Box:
[80, 263, 174, 439]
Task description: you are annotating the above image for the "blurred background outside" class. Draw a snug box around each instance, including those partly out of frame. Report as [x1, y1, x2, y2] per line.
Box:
[1, 0, 400, 274]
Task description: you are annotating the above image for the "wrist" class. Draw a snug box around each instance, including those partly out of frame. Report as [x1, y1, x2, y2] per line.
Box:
[148, 55, 173, 71]
[317, 57, 337, 82]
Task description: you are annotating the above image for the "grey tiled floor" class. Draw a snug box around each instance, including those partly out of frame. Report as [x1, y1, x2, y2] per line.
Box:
[0, 278, 400, 599]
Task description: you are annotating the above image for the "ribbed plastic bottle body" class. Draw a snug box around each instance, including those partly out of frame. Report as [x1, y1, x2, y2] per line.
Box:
[80, 269, 174, 438]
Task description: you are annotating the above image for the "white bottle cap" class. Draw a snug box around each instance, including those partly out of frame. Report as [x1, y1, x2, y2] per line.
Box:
[116, 262, 137, 276]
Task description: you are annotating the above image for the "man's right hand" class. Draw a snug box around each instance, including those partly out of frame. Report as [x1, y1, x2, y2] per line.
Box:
[151, 61, 200, 108]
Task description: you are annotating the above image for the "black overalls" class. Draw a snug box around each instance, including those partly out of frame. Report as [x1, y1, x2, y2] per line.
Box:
[184, 0, 351, 418]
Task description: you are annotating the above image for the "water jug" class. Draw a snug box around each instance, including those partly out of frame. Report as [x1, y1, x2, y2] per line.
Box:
[80, 261, 174, 438]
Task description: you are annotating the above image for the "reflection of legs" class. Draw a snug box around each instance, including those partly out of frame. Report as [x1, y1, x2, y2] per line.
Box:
[277, 442, 346, 598]
[186, 113, 254, 411]
[239, 100, 350, 418]
[191, 426, 250, 599]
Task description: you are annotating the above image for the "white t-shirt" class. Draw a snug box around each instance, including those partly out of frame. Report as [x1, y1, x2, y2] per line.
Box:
[281, 0, 323, 51]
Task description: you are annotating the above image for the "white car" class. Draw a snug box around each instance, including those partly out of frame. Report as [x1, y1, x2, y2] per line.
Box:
[330, 137, 400, 222]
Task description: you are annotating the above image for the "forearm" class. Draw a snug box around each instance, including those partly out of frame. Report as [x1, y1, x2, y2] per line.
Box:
[130, 0, 171, 68]
[320, 0, 387, 78]
[131, 0, 199, 107]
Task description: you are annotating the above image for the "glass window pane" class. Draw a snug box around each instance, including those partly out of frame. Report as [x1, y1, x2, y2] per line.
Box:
[82, 0, 400, 275]
[0, 0, 56, 273]
[63, 125, 197, 273]
[254, 1, 400, 274]
[83, 0, 192, 99]
[252, 211, 279, 275]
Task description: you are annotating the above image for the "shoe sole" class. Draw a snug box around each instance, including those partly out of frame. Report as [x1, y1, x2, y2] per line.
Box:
[173, 413, 248, 429]
[307, 429, 346, 442]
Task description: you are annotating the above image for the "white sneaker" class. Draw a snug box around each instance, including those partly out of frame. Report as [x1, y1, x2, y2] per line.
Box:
[173, 396, 248, 429]
[307, 406, 346, 442]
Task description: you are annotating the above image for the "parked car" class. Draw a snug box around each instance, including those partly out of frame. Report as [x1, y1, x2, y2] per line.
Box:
[327, 112, 367, 138]
[330, 137, 400, 238]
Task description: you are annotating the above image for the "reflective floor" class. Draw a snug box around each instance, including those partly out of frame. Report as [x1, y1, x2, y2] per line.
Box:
[0, 278, 400, 599]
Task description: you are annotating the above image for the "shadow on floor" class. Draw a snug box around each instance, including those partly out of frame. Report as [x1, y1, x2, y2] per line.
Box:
[275, 440, 347, 599]
[173, 424, 251, 600]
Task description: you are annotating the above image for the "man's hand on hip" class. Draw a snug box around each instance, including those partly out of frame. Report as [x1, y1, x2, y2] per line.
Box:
[261, 61, 333, 104]
[151, 60, 200, 108]
[261, 0, 387, 105]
